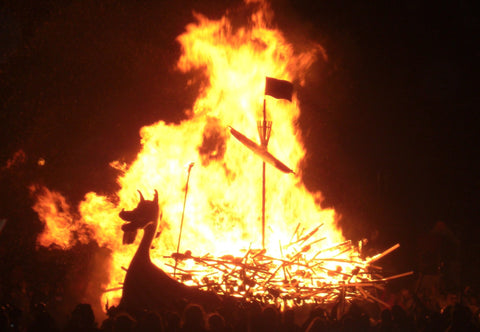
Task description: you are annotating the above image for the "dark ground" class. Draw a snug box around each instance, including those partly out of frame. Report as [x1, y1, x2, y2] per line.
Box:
[0, 0, 478, 306]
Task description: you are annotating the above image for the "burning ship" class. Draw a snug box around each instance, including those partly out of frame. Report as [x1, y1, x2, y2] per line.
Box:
[31, 0, 412, 313]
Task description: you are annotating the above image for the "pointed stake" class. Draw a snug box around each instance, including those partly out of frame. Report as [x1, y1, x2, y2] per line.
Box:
[174, 162, 195, 278]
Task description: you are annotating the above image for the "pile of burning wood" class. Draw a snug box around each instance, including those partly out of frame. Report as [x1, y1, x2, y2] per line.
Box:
[164, 224, 413, 308]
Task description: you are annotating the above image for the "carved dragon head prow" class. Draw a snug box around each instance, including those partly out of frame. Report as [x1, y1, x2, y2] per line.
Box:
[119, 190, 159, 244]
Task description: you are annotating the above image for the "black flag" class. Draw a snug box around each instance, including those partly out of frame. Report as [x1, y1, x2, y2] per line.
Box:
[265, 77, 293, 101]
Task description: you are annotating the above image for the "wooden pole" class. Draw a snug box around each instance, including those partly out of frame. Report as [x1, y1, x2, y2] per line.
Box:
[368, 243, 400, 263]
[262, 98, 267, 249]
[174, 162, 194, 277]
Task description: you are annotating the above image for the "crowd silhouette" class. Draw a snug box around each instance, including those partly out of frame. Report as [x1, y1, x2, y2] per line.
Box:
[1, 282, 480, 332]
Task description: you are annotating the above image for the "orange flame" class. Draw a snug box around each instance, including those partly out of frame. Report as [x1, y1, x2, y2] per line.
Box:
[32, 2, 359, 307]
[31, 185, 88, 249]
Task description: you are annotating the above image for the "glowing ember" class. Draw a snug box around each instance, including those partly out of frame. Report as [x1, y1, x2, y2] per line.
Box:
[31, 1, 411, 309]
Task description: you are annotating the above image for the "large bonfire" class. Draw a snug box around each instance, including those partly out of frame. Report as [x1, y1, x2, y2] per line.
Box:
[31, 0, 409, 310]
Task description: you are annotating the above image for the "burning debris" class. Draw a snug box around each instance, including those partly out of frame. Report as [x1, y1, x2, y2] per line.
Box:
[163, 233, 412, 309]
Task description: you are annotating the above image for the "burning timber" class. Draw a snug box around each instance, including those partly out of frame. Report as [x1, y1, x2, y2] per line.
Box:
[163, 234, 413, 308]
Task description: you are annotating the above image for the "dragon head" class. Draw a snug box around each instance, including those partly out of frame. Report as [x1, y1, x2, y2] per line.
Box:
[119, 190, 159, 244]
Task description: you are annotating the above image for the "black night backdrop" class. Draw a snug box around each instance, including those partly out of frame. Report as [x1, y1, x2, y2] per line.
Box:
[0, 0, 478, 322]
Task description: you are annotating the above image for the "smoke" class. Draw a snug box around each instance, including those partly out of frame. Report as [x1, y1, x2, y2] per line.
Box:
[2, 150, 26, 170]
[198, 117, 228, 166]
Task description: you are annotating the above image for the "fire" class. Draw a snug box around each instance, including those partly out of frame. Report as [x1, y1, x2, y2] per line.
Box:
[31, 185, 87, 249]
[32, 1, 402, 309]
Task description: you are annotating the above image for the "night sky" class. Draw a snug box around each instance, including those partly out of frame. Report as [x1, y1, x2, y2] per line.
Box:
[0, 0, 478, 303]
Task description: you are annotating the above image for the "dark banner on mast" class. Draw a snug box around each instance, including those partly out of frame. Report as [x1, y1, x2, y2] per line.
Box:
[265, 77, 293, 101]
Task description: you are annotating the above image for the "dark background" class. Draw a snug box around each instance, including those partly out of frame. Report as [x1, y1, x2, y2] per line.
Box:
[0, 0, 478, 308]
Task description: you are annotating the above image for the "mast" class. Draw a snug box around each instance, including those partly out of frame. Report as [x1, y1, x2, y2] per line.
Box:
[258, 98, 271, 249]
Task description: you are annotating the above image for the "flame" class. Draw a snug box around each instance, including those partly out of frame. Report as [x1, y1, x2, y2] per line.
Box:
[32, 2, 368, 308]
[31, 185, 82, 248]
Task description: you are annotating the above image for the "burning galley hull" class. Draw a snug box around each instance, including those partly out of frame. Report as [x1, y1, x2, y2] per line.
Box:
[117, 188, 411, 312]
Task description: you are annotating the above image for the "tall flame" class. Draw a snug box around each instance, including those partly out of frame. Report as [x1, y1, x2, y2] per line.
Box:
[33, 2, 351, 307]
